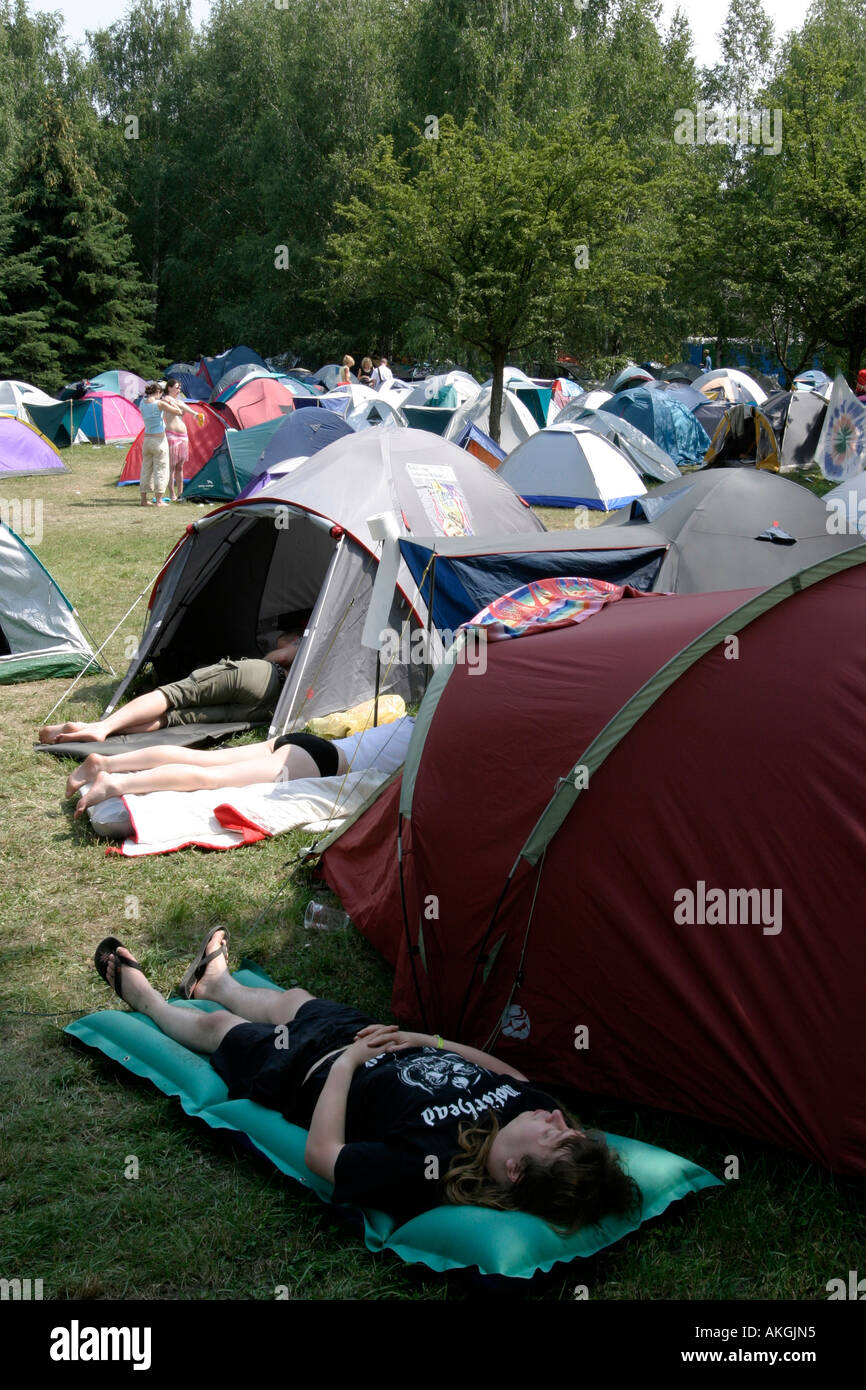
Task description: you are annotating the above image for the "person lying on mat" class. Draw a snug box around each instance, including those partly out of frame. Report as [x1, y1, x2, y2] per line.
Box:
[40, 625, 309, 746]
[94, 930, 641, 1230]
[65, 717, 412, 817]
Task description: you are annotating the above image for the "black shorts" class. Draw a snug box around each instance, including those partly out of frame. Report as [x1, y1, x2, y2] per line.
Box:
[210, 999, 375, 1128]
[273, 732, 339, 777]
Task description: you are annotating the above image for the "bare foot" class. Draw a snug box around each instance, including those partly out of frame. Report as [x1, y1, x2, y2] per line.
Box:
[75, 769, 123, 816]
[190, 928, 230, 1000]
[41, 721, 109, 745]
[66, 753, 105, 797]
[40, 720, 86, 744]
[105, 946, 152, 1009]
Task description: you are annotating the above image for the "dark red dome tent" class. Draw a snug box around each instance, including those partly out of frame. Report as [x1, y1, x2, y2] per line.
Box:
[320, 547, 866, 1175]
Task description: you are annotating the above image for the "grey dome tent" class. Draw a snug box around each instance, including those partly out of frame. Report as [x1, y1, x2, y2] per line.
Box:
[595, 468, 857, 592]
[0, 521, 98, 682]
[762, 390, 828, 471]
[497, 424, 648, 509]
[374, 470, 863, 636]
[550, 405, 680, 483]
[105, 430, 544, 733]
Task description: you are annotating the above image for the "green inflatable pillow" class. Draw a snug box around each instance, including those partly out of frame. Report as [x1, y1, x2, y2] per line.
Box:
[65, 963, 723, 1279]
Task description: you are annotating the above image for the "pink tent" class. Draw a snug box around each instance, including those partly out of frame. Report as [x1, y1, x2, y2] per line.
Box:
[80, 391, 144, 442]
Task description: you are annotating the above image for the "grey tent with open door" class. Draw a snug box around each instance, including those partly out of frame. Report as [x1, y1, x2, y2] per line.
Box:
[105, 430, 544, 734]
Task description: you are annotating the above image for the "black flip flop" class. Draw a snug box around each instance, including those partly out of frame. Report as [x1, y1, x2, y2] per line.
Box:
[179, 927, 229, 1000]
[93, 936, 144, 1002]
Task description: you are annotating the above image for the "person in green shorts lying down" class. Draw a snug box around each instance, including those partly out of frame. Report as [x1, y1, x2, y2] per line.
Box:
[93, 929, 641, 1231]
[40, 620, 310, 746]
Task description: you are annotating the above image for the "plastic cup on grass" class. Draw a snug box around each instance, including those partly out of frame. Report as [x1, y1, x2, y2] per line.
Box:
[304, 901, 350, 933]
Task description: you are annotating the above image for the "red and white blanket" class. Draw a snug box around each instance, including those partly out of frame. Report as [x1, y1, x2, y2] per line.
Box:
[108, 768, 389, 857]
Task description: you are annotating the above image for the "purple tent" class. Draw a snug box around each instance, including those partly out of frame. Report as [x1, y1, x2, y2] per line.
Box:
[0, 416, 67, 477]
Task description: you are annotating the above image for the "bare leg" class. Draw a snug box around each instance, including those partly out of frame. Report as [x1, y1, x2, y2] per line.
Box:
[105, 947, 242, 1053]
[75, 743, 331, 814]
[41, 690, 171, 745]
[190, 929, 315, 1024]
[66, 739, 278, 795]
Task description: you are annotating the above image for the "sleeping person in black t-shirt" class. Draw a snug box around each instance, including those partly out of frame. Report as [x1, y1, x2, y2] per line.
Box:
[93, 929, 641, 1231]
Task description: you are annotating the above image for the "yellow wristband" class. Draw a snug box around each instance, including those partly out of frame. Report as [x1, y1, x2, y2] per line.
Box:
[435, 1034, 444, 1049]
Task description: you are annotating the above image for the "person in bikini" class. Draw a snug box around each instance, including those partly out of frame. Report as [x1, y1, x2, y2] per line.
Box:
[163, 377, 205, 501]
[64, 716, 413, 817]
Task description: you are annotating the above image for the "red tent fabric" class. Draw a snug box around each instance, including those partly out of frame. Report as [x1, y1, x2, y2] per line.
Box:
[323, 556, 866, 1175]
[118, 404, 227, 486]
[212, 377, 295, 430]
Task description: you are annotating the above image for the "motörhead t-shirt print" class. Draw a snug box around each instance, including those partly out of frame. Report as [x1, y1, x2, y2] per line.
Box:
[330, 1046, 558, 1221]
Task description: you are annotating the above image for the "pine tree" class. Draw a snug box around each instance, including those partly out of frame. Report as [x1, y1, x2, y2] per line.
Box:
[0, 90, 159, 387]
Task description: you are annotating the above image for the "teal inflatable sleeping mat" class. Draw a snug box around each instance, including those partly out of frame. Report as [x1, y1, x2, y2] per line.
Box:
[66, 963, 724, 1280]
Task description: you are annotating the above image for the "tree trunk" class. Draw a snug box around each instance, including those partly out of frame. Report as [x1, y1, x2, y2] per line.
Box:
[489, 345, 506, 445]
[847, 339, 865, 389]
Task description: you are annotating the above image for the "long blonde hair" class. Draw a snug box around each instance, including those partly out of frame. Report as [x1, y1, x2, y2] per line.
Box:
[442, 1112, 641, 1233]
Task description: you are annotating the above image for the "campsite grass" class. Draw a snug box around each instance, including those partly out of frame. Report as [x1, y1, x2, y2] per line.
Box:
[1, 447, 862, 1302]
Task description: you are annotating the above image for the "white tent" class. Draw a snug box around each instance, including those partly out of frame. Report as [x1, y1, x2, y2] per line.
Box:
[445, 384, 539, 455]
[694, 369, 768, 405]
[344, 398, 408, 431]
[824, 471, 866, 535]
[0, 380, 62, 423]
[322, 383, 380, 411]
[497, 423, 647, 510]
[0, 521, 98, 682]
[481, 366, 534, 390]
[402, 371, 480, 408]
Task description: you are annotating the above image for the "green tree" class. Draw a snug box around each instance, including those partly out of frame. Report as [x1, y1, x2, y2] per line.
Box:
[738, 0, 866, 381]
[325, 115, 638, 439]
[705, 0, 775, 110]
[0, 90, 159, 386]
[152, 0, 400, 359]
[86, 0, 195, 331]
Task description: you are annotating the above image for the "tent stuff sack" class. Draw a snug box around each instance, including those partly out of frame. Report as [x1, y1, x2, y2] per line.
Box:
[65, 964, 724, 1279]
[306, 694, 406, 738]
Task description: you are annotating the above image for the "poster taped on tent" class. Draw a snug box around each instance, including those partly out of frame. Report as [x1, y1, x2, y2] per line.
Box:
[406, 463, 475, 537]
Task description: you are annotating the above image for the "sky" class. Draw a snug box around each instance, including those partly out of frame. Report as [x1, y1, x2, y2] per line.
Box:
[44, 0, 815, 65]
[659, 0, 814, 66]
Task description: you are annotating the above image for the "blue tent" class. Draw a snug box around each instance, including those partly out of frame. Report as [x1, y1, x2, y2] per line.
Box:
[164, 371, 210, 401]
[601, 387, 711, 469]
[453, 421, 506, 468]
[398, 536, 665, 633]
[237, 410, 355, 498]
[793, 370, 831, 393]
[201, 346, 267, 390]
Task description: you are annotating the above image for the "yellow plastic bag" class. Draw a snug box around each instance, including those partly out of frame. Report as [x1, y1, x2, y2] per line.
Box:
[306, 694, 406, 739]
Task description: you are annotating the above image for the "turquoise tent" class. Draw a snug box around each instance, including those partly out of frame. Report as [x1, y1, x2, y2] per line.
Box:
[402, 406, 456, 436]
[182, 418, 286, 501]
